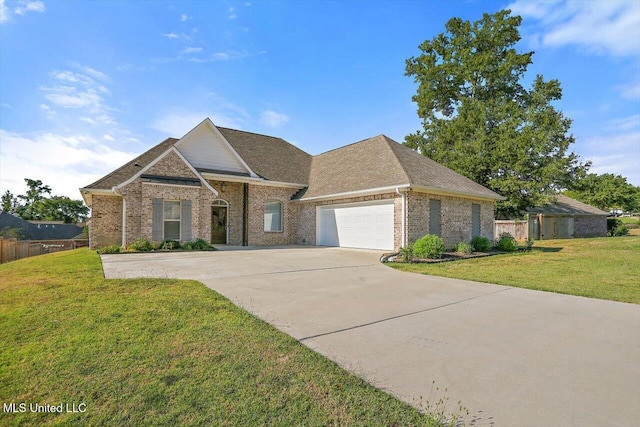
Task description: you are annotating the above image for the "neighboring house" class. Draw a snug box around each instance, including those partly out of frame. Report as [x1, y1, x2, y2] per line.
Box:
[81, 118, 504, 251]
[0, 212, 84, 240]
[527, 194, 608, 239]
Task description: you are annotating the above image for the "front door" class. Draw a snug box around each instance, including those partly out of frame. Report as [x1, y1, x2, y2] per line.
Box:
[212, 206, 227, 244]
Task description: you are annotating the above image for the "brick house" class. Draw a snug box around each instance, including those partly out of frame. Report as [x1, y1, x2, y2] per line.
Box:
[81, 118, 504, 250]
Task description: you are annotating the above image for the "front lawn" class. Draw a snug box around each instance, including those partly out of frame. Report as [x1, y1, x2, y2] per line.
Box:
[0, 249, 440, 426]
[388, 237, 640, 304]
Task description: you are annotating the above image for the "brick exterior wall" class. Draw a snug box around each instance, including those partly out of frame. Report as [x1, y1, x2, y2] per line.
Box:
[406, 192, 494, 249]
[246, 184, 299, 246]
[574, 215, 607, 238]
[293, 193, 401, 248]
[89, 195, 122, 248]
[208, 180, 244, 245]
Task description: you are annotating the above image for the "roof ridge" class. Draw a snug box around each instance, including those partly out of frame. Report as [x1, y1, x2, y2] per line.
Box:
[83, 137, 178, 189]
[216, 126, 285, 141]
[380, 135, 413, 185]
[314, 134, 388, 157]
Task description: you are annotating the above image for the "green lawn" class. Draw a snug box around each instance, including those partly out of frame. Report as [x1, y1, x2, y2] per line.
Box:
[389, 237, 640, 304]
[0, 249, 442, 426]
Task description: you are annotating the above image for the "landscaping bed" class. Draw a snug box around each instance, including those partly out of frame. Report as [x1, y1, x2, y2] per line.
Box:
[384, 250, 503, 263]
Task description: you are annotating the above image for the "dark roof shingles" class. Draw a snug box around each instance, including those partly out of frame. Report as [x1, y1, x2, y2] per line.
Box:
[303, 135, 502, 200]
[527, 194, 608, 215]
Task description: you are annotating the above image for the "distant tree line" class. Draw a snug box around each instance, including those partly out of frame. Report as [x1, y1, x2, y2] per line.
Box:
[564, 173, 640, 213]
[1, 178, 89, 224]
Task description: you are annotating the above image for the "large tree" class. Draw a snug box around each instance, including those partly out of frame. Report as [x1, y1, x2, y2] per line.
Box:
[1, 179, 88, 223]
[405, 10, 589, 218]
[564, 173, 640, 213]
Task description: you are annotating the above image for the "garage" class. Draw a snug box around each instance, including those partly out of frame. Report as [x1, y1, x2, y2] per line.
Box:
[316, 201, 395, 250]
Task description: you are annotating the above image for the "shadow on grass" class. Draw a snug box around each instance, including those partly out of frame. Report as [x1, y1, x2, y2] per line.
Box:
[531, 246, 563, 253]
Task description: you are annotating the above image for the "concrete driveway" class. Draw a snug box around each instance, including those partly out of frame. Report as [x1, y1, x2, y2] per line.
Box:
[102, 247, 640, 426]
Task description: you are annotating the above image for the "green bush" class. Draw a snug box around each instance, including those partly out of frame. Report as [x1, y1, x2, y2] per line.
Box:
[607, 218, 629, 236]
[97, 245, 122, 254]
[182, 239, 215, 251]
[160, 240, 181, 250]
[470, 235, 492, 252]
[496, 232, 518, 252]
[398, 244, 414, 262]
[128, 238, 154, 252]
[413, 234, 446, 259]
[454, 242, 473, 254]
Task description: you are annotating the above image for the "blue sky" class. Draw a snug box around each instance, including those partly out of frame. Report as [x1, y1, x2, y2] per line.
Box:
[1, 0, 638, 199]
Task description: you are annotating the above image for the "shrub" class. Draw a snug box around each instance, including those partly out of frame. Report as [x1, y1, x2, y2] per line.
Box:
[496, 232, 518, 252]
[454, 242, 473, 255]
[607, 218, 629, 236]
[524, 237, 535, 252]
[470, 235, 492, 252]
[97, 245, 122, 254]
[413, 234, 446, 259]
[398, 244, 414, 262]
[128, 238, 154, 252]
[160, 240, 181, 250]
[182, 239, 215, 251]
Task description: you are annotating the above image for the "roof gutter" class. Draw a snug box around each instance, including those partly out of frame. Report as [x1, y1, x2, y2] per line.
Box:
[296, 185, 411, 202]
[408, 185, 506, 202]
[79, 187, 121, 207]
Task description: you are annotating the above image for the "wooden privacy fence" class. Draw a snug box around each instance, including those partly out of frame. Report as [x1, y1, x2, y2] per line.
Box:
[494, 220, 529, 241]
[0, 238, 85, 264]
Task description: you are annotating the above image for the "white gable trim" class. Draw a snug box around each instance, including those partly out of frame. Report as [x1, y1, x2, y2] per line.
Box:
[174, 118, 259, 179]
[114, 147, 218, 196]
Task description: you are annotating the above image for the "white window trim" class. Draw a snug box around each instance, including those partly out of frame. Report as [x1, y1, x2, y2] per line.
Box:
[163, 200, 181, 240]
[264, 200, 283, 233]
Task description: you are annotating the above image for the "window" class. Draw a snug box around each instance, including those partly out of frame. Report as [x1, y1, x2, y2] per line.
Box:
[164, 200, 181, 240]
[472, 203, 481, 237]
[429, 199, 441, 236]
[264, 201, 282, 232]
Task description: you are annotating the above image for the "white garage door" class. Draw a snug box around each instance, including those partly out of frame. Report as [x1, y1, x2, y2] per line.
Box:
[316, 201, 395, 250]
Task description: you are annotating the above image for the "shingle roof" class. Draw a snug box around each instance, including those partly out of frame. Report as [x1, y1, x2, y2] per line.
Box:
[0, 212, 83, 240]
[301, 135, 503, 200]
[82, 127, 501, 202]
[83, 138, 178, 190]
[218, 127, 312, 184]
[527, 194, 608, 216]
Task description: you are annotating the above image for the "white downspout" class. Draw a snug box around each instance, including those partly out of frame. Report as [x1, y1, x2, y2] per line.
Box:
[396, 187, 406, 248]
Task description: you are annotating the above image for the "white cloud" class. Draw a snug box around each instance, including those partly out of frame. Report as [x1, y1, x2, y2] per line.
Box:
[103, 134, 115, 141]
[229, 6, 236, 19]
[181, 46, 202, 54]
[150, 102, 250, 136]
[41, 67, 115, 125]
[150, 111, 248, 138]
[509, 0, 640, 57]
[260, 110, 289, 128]
[162, 32, 179, 39]
[180, 13, 191, 22]
[14, 0, 45, 16]
[582, 131, 640, 185]
[605, 114, 640, 132]
[0, 0, 9, 23]
[0, 130, 136, 198]
[616, 80, 640, 100]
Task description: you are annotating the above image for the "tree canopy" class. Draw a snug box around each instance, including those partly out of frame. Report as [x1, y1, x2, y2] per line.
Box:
[1, 179, 88, 223]
[405, 10, 589, 218]
[564, 173, 640, 213]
